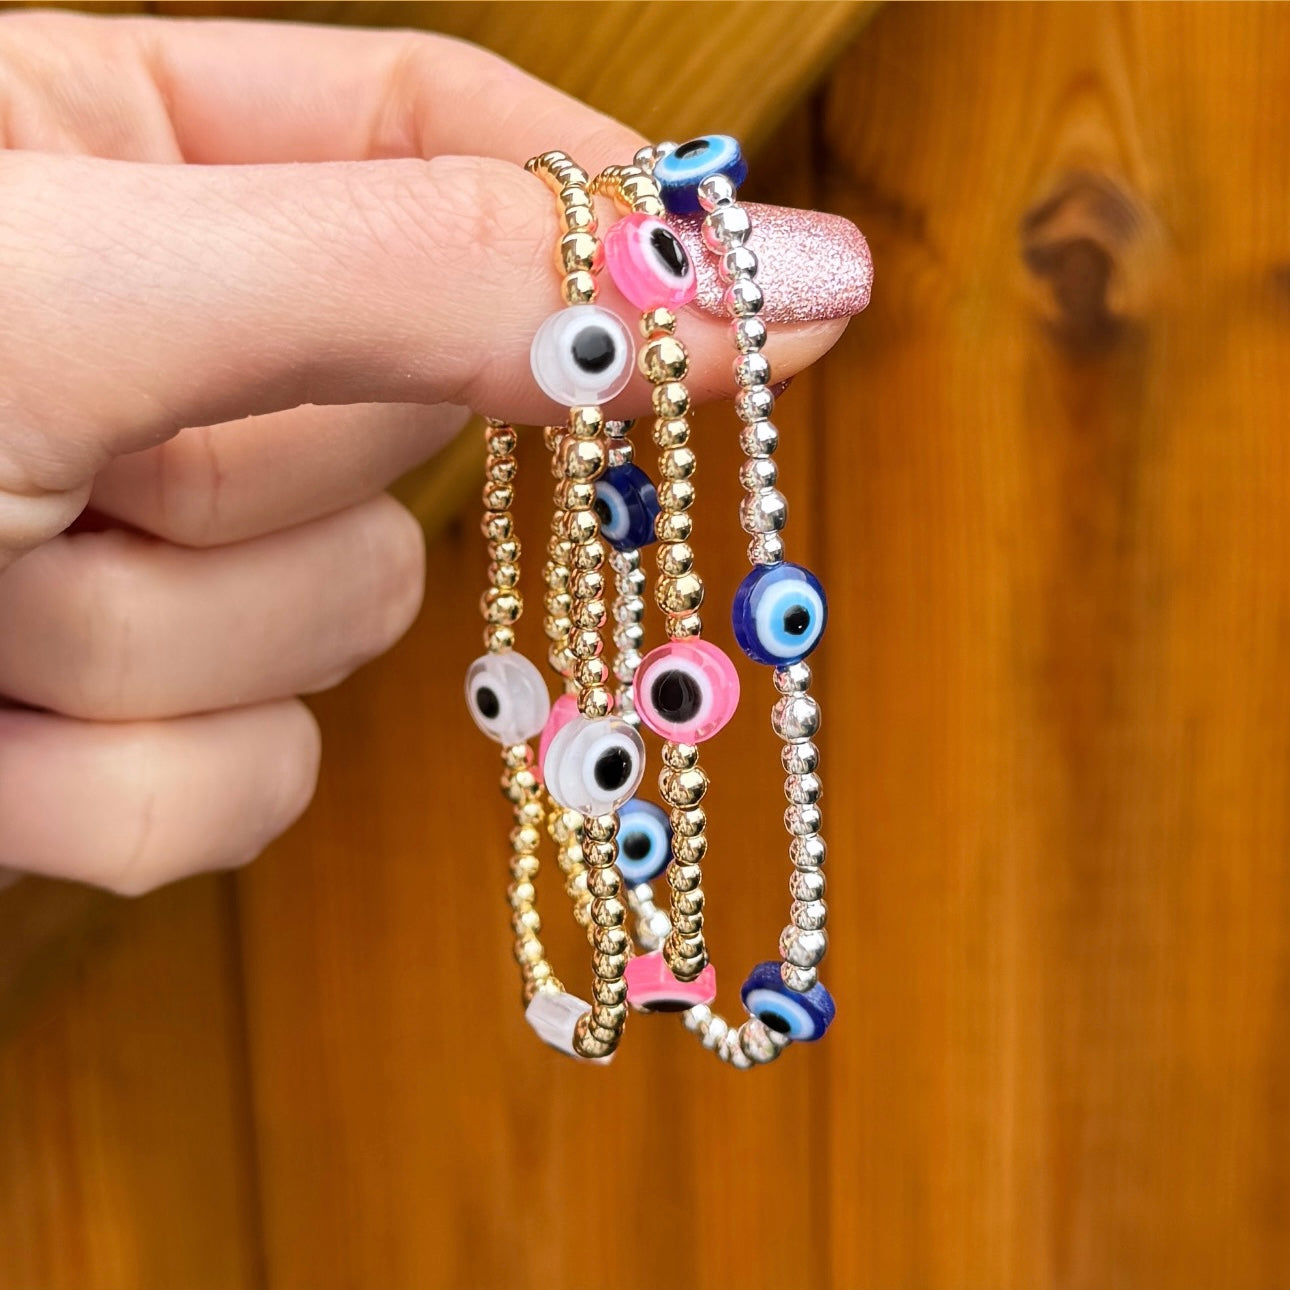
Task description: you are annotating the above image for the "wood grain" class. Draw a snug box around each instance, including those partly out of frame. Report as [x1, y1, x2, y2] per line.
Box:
[3, 3, 1290, 1289]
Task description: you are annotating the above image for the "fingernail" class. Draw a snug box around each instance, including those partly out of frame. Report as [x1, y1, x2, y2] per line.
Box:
[669, 204, 873, 323]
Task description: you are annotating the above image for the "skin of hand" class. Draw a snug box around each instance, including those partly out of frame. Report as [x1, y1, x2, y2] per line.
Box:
[0, 11, 854, 896]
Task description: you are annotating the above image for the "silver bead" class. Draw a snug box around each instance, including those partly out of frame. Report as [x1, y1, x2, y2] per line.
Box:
[747, 533, 786, 566]
[683, 1003, 711, 1034]
[739, 418, 779, 457]
[697, 173, 737, 210]
[739, 457, 778, 491]
[703, 203, 752, 251]
[791, 899, 828, 931]
[779, 925, 828, 968]
[655, 140, 678, 159]
[605, 419, 634, 439]
[633, 145, 657, 171]
[736, 385, 775, 423]
[720, 246, 759, 283]
[615, 596, 646, 623]
[735, 353, 772, 389]
[781, 963, 818, 993]
[619, 568, 647, 596]
[606, 444, 632, 469]
[785, 773, 823, 805]
[723, 1035, 754, 1069]
[739, 1019, 782, 1064]
[733, 317, 768, 354]
[772, 694, 821, 741]
[609, 548, 640, 575]
[790, 834, 827, 869]
[614, 650, 642, 682]
[739, 489, 788, 534]
[613, 622, 645, 651]
[700, 1012, 729, 1052]
[789, 869, 826, 902]
[773, 661, 813, 694]
[782, 740, 819, 774]
[725, 278, 764, 317]
[785, 804, 823, 835]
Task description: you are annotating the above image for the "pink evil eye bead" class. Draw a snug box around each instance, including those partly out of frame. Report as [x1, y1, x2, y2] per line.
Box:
[537, 693, 580, 786]
[633, 639, 740, 743]
[603, 212, 698, 311]
[625, 950, 717, 1013]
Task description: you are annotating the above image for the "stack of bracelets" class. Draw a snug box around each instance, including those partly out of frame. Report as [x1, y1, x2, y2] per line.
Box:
[465, 135, 835, 1068]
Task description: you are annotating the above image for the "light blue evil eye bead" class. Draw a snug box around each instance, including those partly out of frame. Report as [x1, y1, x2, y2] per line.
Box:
[595, 464, 660, 552]
[732, 562, 828, 666]
[615, 799, 672, 884]
[740, 960, 836, 1042]
[653, 135, 748, 215]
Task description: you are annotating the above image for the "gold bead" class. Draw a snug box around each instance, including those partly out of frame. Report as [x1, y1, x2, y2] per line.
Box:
[548, 537, 575, 564]
[576, 657, 610, 690]
[482, 513, 514, 541]
[510, 824, 543, 853]
[672, 807, 706, 836]
[655, 511, 693, 542]
[561, 508, 600, 545]
[667, 613, 703, 639]
[586, 867, 620, 899]
[559, 184, 592, 209]
[563, 204, 597, 234]
[574, 1024, 613, 1060]
[543, 424, 565, 453]
[568, 628, 602, 660]
[512, 907, 543, 936]
[573, 569, 605, 600]
[510, 854, 540, 882]
[653, 417, 689, 447]
[562, 271, 596, 305]
[557, 480, 597, 511]
[662, 742, 699, 770]
[674, 833, 708, 864]
[548, 642, 575, 675]
[486, 429, 517, 458]
[570, 406, 605, 439]
[482, 588, 522, 624]
[591, 897, 627, 928]
[620, 173, 659, 201]
[657, 480, 695, 512]
[637, 196, 665, 218]
[561, 436, 605, 480]
[580, 686, 612, 718]
[508, 880, 536, 906]
[657, 542, 694, 576]
[543, 615, 572, 641]
[667, 863, 702, 894]
[662, 766, 709, 807]
[517, 799, 546, 827]
[640, 336, 689, 383]
[640, 307, 677, 337]
[572, 543, 603, 572]
[489, 538, 520, 564]
[490, 561, 520, 590]
[653, 381, 690, 418]
[512, 769, 539, 794]
[502, 743, 532, 771]
[484, 624, 515, 653]
[660, 446, 697, 480]
[656, 573, 704, 615]
[589, 999, 629, 1030]
[560, 231, 602, 274]
[485, 454, 517, 484]
[572, 598, 606, 630]
[544, 590, 572, 617]
[671, 912, 703, 937]
[583, 840, 617, 868]
[584, 814, 619, 842]
[483, 482, 514, 512]
[591, 977, 629, 1007]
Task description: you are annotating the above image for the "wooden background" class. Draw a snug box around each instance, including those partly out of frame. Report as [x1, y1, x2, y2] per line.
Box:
[3, 3, 1289, 1287]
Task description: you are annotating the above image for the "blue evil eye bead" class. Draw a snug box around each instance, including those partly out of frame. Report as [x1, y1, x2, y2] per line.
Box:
[732, 562, 828, 666]
[530, 305, 634, 406]
[543, 715, 646, 815]
[653, 135, 748, 215]
[615, 799, 672, 884]
[595, 463, 659, 552]
[740, 960, 836, 1042]
[465, 653, 550, 745]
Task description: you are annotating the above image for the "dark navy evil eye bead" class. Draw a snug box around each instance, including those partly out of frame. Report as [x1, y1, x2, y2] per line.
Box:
[595, 464, 660, 552]
[732, 562, 828, 666]
[615, 799, 672, 884]
[740, 960, 836, 1042]
[653, 135, 748, 215]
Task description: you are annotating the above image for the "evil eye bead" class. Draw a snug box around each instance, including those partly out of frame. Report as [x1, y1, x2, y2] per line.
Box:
[543, 715, 646, 815]
[633, 639, 740, 743]
[465, 653, 550, 745]
[530, 305, 634, 406]
[595, 463, 660, 552]
[537, 692, 579, 786]
[653, 135, 748, 215]
[615, 799, 672, 884]
[740, 960, 836, 1042]
[732, 562, 828, 666]
[603, 212, 698, 310]
[525, 991, 612, 1064]
[625, 950, 717, 1013]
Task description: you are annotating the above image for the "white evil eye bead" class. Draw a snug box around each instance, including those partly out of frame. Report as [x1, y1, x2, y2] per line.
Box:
[525, 991, 612, 1064]
[652, 135, 748, 215]
[633, 639, 740, 743]
[595, 463, 660, 551]
[603, 212, 698, 310]
[615, 799, 672, 884]
[731, 562, 828, 666]
[543, 715, 646, 815]
[530, 305, 634, 406]
[740, 960, 836, 1042]
[465, 653, 550, 745]
[625, 950, 717, 1013]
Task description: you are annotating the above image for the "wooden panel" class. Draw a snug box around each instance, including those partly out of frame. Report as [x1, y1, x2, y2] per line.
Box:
[817, 3, 1290, 1287]
[0, 878, 264, 1290]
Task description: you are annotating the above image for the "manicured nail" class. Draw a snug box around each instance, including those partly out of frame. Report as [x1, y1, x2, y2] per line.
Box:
[668, 204, 873, 323]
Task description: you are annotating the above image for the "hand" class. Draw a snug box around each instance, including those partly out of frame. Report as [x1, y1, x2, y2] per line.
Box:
[0, 12, 862, 895]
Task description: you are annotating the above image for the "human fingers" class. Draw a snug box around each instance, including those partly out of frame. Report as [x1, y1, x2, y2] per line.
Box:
[0, 494, 425, 720]
[88, 402, 470, 548]
[0, 150, 850, 572]
[0, 702, 320, 894]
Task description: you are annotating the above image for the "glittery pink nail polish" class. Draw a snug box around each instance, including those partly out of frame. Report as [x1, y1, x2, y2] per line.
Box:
[667, 204, 873, 323]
